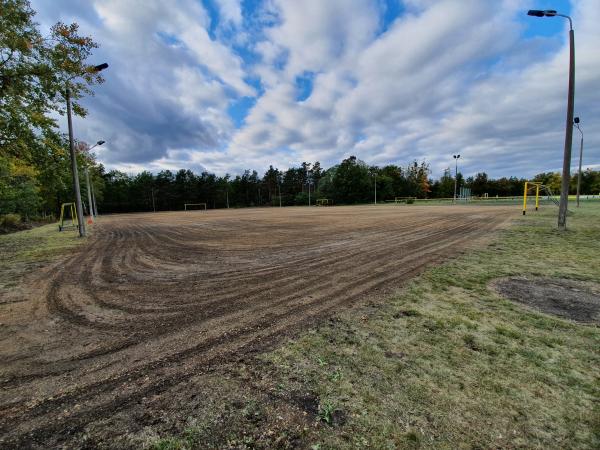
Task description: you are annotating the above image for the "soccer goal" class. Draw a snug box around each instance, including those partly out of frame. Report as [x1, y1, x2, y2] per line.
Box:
[184, 203, 207, 211]
[522, 181, 561, 215]
[58, 202, 78, 231]
[316, 198, 332, 206]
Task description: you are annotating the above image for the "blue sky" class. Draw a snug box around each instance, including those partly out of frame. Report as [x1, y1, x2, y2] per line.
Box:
[31, 0, 599, 178]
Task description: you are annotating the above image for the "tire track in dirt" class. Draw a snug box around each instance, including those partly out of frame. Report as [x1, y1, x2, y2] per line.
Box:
[0, 205, 514, 447]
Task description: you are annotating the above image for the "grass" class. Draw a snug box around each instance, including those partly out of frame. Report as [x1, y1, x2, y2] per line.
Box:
[151, 204, 600, 449]
[3, 206, 598, 448]
[0, 222, 88, 290]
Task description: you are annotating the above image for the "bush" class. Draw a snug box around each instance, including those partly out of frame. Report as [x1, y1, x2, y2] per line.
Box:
[1, 213, 21, 227]
[406, 198, 415, 204]
[0, 213, 30, 234]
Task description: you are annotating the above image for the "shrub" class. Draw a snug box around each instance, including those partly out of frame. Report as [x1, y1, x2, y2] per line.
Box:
[1, 213, 21, 227]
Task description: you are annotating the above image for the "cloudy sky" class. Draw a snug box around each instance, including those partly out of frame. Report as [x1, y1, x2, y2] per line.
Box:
[32, 0, 599, 178]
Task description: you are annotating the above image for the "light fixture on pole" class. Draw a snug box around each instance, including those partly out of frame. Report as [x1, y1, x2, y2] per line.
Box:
[453, 154, 460, 203]
[527, 9, 574, 229]
[66, 63, 108, 237]
[573, 117, 583, 208]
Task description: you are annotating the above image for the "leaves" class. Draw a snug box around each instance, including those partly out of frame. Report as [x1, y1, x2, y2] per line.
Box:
[0, 0, 105, 218]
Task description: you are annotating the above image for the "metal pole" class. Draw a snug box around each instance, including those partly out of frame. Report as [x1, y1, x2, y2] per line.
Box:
[453, 158, 458, 204]
[278, 183, 282, 207]
[374, 175, 377, 204]
[226, 190, 229, 209]
[576, 132, 583, 208]
[151, 188, 156, 212]
[308, 183, 311, 206]
[66, 85, 86, 237]
[85, 168, 94, 221]
[90, 179, 98, 217]
[558, 27, 575, 229]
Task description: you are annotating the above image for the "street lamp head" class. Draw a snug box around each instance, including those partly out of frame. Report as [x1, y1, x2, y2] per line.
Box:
[453, 154, 460, 159]
[527, 9, 556, 17]
[573, 117, 580, 124]
[96, 140, 106, 146]
[93, 63, 109, 72]
[527, 10, 545, 17]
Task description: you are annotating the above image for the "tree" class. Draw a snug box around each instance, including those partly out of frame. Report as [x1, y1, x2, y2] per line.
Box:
[470, 172, 489, 197]
[1, 0, 104, 221]
[331, 156, 370, 204]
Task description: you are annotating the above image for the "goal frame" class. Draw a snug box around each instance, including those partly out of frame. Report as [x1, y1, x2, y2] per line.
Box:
[58, 202, 78, 231]
[184, 203, 207, 211]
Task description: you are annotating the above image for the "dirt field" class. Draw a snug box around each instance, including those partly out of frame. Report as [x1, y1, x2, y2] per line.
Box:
[0, 204, 515, 447]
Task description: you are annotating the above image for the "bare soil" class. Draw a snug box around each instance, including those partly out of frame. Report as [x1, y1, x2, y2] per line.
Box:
[0, 205, 514, 448]
[494, 277, 600, 324]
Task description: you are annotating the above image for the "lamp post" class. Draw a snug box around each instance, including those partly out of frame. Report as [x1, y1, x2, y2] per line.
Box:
[278, 182, 282, 207]
[372, 173, 377, 205]
[573, 117, 583, 207]
[85, 140, 105, 218]
[66, 63, 108, 237]
[527, 9, 574, 229]
[453, 154, 460, 203]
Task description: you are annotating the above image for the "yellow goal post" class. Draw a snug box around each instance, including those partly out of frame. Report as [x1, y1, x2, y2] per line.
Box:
[58, 202, 78, 231]
[522, 182, 561, 215]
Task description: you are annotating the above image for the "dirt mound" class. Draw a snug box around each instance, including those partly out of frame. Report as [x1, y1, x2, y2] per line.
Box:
[494, 277, 600, 324]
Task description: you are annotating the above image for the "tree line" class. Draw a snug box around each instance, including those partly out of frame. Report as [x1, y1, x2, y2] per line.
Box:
[2, 0, 600, 225]
[97, 158, 600, 213]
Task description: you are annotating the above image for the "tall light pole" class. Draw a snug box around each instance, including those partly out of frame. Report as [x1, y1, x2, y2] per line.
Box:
[85, 140, 105, 218]
[453, 154, 460, 203]
[528, 9, 574, 229]
[372, 173, 377, 204]
[278, 181, 282, 207]
[574, 117, 583, 207]
[66, 63, 108, 237]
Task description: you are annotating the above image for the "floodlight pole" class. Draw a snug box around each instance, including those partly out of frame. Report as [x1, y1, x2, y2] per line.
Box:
[85, 140, 105, 218]
[574, 119, 583, 207]
[84, 168, 94, 220]
[453, 154, 460, 204]
[64, 63, 108, 236]
[91, 181, 98, 216]
[278, 182, 282, 207]
[528, 10, 574, 229]
[66, 85, 86, 237]
[373, 173, 377, 204]
[558, 19, 575, 228]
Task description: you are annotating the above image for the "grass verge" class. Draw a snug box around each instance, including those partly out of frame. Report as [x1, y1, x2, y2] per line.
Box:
[151, 204, 600, 449]
[0, 222, 88, 291]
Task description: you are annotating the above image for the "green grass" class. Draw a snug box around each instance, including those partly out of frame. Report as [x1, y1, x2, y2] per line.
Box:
[152, 204, 600, 449]
[0, 222, 87, 290]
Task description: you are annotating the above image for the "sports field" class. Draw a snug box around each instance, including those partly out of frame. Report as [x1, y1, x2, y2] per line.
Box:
[0, 204, 516, 447]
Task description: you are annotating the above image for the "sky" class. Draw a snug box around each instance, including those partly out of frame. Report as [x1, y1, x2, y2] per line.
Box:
[31, 0, 599, 179]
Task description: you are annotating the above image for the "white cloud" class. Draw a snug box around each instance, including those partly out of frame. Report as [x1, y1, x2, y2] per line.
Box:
[217, 0, 243, 26]
[30, 0, 600, 179]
